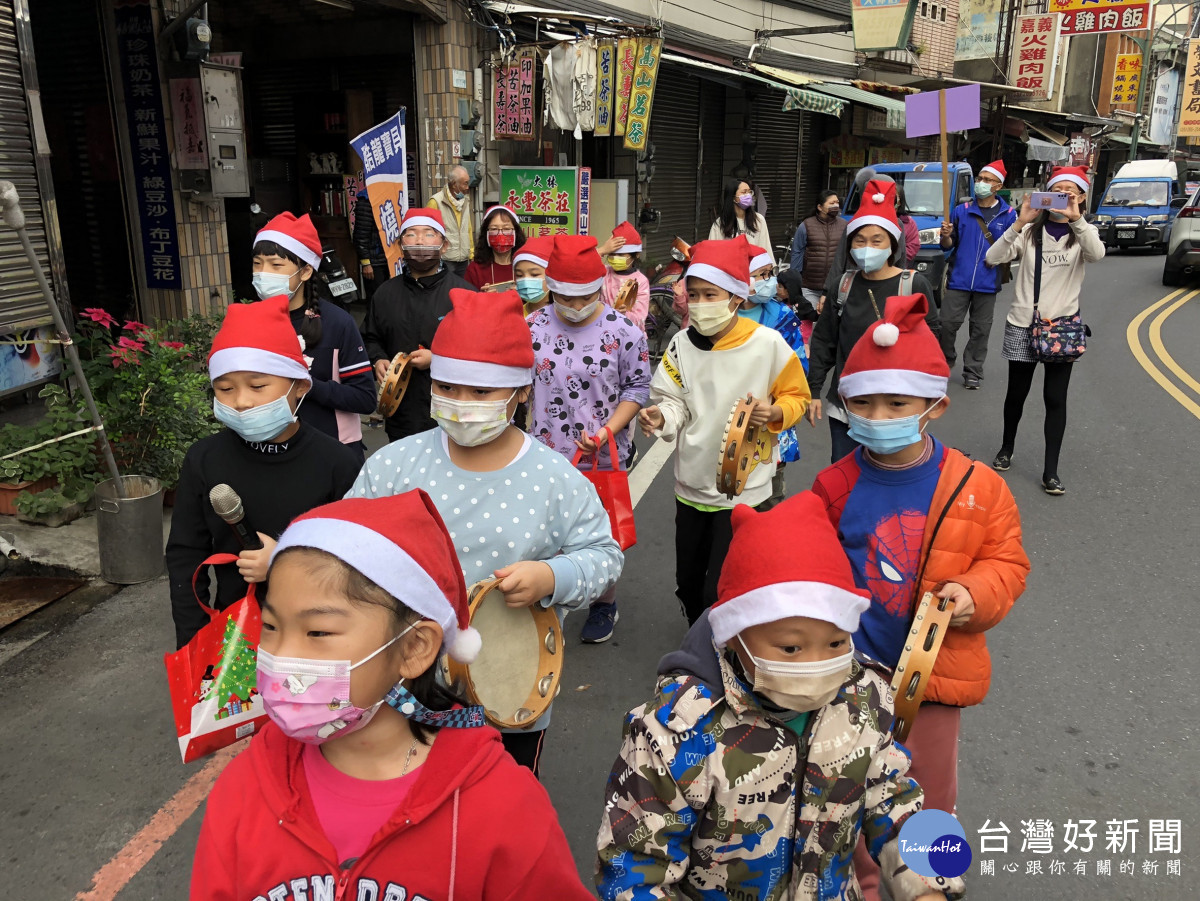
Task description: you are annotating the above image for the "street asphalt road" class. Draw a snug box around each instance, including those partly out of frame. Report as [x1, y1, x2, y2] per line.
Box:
[1, 248, 1196, 900]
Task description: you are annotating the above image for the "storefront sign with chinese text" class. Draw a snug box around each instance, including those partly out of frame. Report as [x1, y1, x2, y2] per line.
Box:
[956, 0, 1004, 61]
[613, 38, 638, 137]
[1052, 0, 1148, 35]
[494, 47, 536, 140]
[168, 78, 207, 169]
[1179, 41, 1200, 137]
[623, 39, 661, 151]
[1010, 14, 1062, 101]
[351, 110, 409, 277]
[500, 167, 580, 236]
[595, 42, 615, 137]
[114, 0, 181, 290]
[851, 0, 917, 52]
[1110, 53, 1143, 108]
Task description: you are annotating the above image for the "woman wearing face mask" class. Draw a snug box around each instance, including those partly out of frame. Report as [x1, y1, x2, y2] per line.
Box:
[350, 288, 623, 776]
[984, 166, 1104, 495]
[165, 297, 361, 650]
[513, 235, 556, 318]
[252, 213, 376, 460]
[597, 494, 963, 901]
[465, 205, 526, 290]
[708, 177, 774, 265]
[805, 180, 940, 464]
[790, 190, 846, 348]
[192, 491, 595, 901]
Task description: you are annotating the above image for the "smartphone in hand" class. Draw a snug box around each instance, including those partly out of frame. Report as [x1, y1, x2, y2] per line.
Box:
[1030, 191, 1070, 211]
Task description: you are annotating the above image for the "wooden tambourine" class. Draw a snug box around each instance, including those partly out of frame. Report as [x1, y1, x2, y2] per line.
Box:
[613, 278, 638, 313]
[443, 578, 563, 730]
[377, 351, 413, 417]
[717, 397, 772, 499]
[890, 590, 955, 742]
[671, 236, 692, 262]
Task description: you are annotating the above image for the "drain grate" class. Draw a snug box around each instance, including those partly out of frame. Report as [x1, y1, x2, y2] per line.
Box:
[0, 577, 86, 629]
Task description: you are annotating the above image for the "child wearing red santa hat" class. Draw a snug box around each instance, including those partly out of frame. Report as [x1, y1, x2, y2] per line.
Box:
[192, 490, 593, 901]
[597, 221, 650, 330]
[811, 292, 1030, 900]
[165, 297, 360, 649]
[597, 490, 963, 901]
[514, 234, 556, 318]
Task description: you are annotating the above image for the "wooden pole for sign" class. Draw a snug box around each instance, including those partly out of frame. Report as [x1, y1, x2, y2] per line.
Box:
[939, 89, 950, 227]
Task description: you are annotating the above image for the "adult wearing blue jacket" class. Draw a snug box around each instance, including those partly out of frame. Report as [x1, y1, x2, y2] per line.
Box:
[938, 160, 1017, 389]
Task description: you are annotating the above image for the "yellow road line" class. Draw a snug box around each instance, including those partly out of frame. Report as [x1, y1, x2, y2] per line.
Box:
[1150, 293, 1200, 396]
[1127, 288, 1200, 420]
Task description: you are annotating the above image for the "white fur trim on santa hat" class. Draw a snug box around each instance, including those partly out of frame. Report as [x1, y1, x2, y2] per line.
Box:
[208, 346, 312, 383]
[614, 242, 642, 254]
[838, 368, 949, 400]
[255, 229, 322, 270]
[513, 249, 550, 267]
[483, 205, 520, 224]
[270, 517, 479, 661]
[544, 274, 606, 296]
[749, 251, 772, 273]
[980, 165, 1005, 183]
[1049, 173, 1089, 192]
[400, 214, 447, 238]
[430, 354, 532, 388]
[710, 581, 871, 646]
[847, 215, 902, 240]
[686, 262, 751, 300]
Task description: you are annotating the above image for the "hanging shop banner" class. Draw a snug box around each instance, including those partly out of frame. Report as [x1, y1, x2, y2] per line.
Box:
[350, 110, 409, 277]
[113, 0, 182, 290]
[1055, 0, 1149, 35]
[494, 54, 516, 138]
[578, 167, 592, 235]
[168, 78, 207, 169]
[500, 167, 580, 236]
[1068, 133, 1097, 169]
[494, 47, 537, 141]
[1009, 14, 1062, 101]
[623, 38, 662, 151]
[956, 0, 1004, 61]
[1149, 68, 1180, 146]
[613, 38, 638, 137]
[1179, 42, 1200, 137]
[851, 0, 918, 52]
[595, 41, 615, 137]
[1110, 53, 1143, 108]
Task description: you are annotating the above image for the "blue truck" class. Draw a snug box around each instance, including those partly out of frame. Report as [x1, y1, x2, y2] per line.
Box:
[842, 161, 975, 307]
[1093, 159, 1185, 254]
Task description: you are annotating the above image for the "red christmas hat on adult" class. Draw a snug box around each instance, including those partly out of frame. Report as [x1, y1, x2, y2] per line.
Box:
[610, 221, 643, 254]
[208, 296, 311, 384]
[847, 178, 901, 240]
[979, 160, 1007, 183]
[270, 490, 481, 663]
[430, 288, 534, 387]
[400, 206, 446, 238]
[1048, 165, 1090, 193]
[687, 239, 751, 299]
[254, 212, 323, 270]
[545, 234, 606, 296]
[513, 235, 555, 268]
[838, 293, 949, 399]
[711, 491, 871, 645]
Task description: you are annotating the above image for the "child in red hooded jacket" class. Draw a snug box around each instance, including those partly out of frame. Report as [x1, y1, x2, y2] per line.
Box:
[191, 490, 591, 901]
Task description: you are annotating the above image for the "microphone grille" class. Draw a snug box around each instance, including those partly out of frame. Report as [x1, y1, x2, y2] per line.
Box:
[208, 483, 243, 521]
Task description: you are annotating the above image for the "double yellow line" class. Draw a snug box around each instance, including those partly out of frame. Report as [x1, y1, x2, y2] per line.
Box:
[1127, 288, 1200, 420]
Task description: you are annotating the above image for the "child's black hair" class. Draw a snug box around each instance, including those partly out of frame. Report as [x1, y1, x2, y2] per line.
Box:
[252, 239, 329, 350]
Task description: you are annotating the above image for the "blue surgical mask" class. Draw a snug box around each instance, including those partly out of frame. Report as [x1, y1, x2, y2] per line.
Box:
[850, 246, 891, 274]
[751, 276, 778, 304]
[252, 271, 301, 301]
[516, 277, 547, 303]
[845, 398, 943, 456]
[1048, 211, 1068, 222]
[453, 191, 466, 200]
[213, 383, 304, 443]
[974, 181, 995, 200]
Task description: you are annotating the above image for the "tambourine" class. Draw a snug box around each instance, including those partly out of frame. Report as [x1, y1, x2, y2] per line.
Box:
[717, 397, 772, 498]
[377, 351, 414, 417]
[443, 578, 563, 730]
[613, 278, 638, 313]
[670, 236, 692, 263]
[890, 590, 955, 742]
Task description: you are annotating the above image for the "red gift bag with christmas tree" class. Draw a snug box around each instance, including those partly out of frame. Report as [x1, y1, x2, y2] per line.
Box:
[164, 554, 268, 762]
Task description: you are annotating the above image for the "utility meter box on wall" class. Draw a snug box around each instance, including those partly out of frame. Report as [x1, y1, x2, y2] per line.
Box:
[199, 64, 249, 197]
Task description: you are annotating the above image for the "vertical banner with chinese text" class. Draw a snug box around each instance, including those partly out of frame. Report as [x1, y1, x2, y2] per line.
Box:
[623, 39, 661, 151]
[595, 41, 615, 137]
[500, 167, 580, 236]
[1009, 14, 1062, 102]
[1179, 42, 1200, 137]
[350, 110, 409, 277]
[613, 38, 638, 137]
[515, 46, 536, 140]
[1109, 53, 1143, 108]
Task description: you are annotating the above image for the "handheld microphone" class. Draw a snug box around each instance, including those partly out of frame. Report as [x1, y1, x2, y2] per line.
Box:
[209, 484, 264, 551]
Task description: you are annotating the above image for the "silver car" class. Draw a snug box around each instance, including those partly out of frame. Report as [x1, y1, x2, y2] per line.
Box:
[1162, 189, 1199, 286]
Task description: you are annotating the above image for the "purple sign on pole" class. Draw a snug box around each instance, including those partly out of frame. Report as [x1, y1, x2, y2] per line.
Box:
[905, 84, 981, 138]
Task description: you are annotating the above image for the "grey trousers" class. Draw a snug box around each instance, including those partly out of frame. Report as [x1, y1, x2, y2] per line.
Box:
[939, 288, 997, 379]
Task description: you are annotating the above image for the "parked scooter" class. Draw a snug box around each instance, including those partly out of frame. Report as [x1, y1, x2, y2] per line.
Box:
[317, 246, 360, 307]
[646, 237, 688, 356]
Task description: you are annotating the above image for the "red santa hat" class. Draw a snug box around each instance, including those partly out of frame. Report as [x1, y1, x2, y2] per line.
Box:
[254, 212, 322, 270]
[1048, 166, 1090, 193]
[979, 160, 1007, 183]
[208, 296, 311, 384]
[847, 179, 901, 240]
[687, 239, 751, 299]
[838, 293, 949, 399]
[746, 242, 773, 275]
[430, 288, 534, 387]
[610, 221, 643, 254]
[513, 235, 555, 268]
[482, 205, 520, 227]
[711, 491, 871, 645]
[545, 234, 607, 296]
[270, 491, 481, 663]
[400, 207, 446, 238]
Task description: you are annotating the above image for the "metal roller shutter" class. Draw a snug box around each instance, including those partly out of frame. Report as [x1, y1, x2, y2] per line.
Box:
[750, 91, 804, 255]
[644, 65, 701, 261]
[0, 0, 52, 331]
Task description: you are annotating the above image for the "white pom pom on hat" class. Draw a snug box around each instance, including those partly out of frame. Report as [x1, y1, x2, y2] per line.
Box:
[873, 322, 900, 346]
[447, 624, 482, 663]
[873, 192, 885, 203]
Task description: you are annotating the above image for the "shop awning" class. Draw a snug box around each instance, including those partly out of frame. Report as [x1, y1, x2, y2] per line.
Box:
[903, 76, 1033, 101]
[661, 53, 804, 93]
[810, 82, 907, 131]
[747, 62, 820, 87]
[1025, 137, 1069, 162]
[1020, 118, 1069, 145]
[783, 87, 846, 117]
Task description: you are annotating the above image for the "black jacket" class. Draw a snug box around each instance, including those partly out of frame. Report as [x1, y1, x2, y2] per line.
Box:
[352, 192, 387, 269]
[361, 265, 472, 438]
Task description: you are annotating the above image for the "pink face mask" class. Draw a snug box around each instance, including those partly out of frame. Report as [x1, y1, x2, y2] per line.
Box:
[255, 626, 409, 744]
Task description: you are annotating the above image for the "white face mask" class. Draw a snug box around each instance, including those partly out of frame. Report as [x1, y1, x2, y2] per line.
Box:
[430, 391, 517, 447]
[252, 269, 303, 301]
[688, 299, 737, 336]
[737, 636, 855, 712]
[554, 299, 599, 323]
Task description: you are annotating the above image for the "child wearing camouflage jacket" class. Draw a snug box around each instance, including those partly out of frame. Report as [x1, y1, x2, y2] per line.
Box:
[596, 492, 964, 901]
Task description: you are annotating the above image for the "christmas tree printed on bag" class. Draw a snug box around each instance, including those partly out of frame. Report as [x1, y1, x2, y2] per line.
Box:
[190, 619, 259, 732]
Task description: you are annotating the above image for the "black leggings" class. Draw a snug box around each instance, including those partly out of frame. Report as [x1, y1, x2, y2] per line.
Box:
[1000, 360, 1074, 479]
